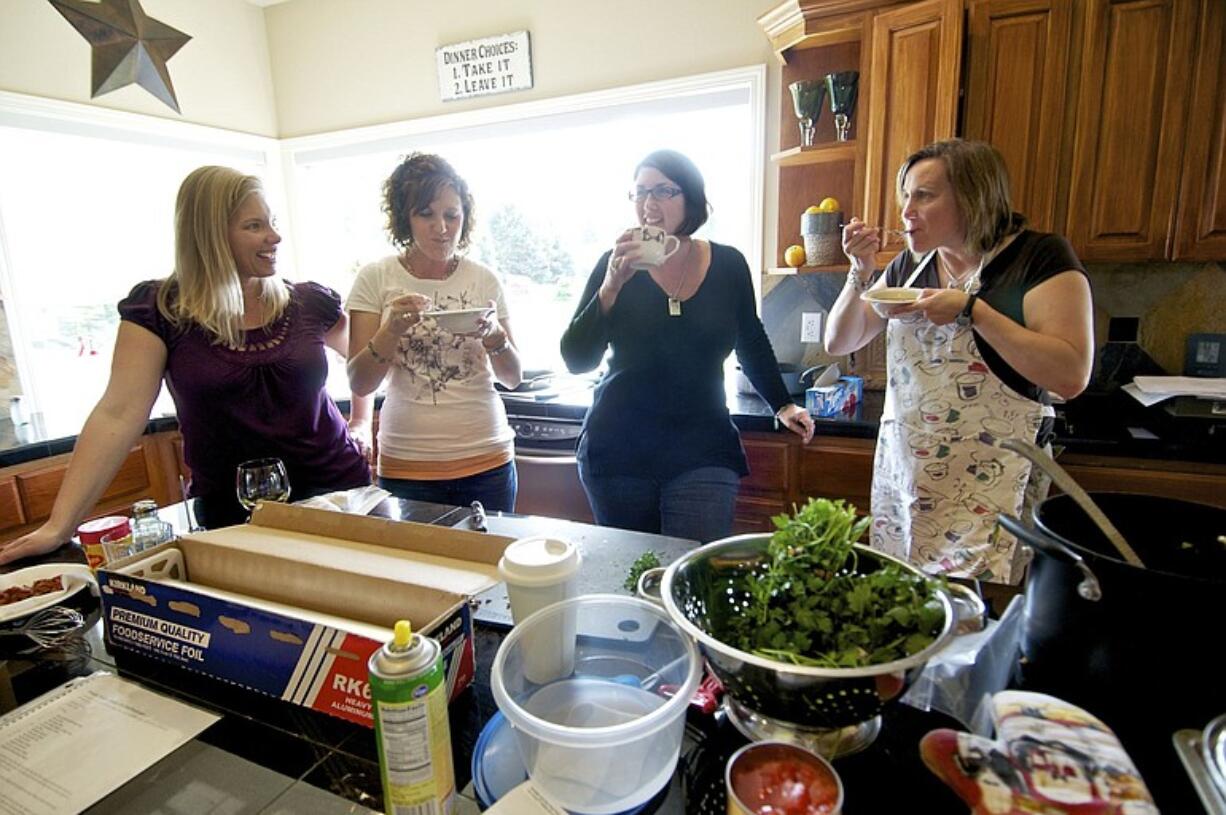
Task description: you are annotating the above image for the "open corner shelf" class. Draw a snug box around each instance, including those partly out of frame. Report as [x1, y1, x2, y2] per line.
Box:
[767, 264, 847, 276]
[770, 141, 858, 167]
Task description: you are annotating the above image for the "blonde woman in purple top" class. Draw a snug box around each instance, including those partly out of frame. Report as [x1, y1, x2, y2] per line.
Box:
[0, 166, 370, 565]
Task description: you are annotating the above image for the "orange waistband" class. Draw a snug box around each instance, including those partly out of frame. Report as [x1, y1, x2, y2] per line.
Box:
[378, 449, 512, 481]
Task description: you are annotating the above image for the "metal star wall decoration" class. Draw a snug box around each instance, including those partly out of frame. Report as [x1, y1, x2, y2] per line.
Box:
[49, 0, 192, 113]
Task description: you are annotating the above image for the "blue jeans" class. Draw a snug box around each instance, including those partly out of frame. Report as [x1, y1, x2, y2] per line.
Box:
[379, 461, 518, 513]
[577, 464, 740, 543]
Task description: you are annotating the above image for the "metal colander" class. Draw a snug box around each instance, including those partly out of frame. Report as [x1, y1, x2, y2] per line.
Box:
[660, 534, 956, 751]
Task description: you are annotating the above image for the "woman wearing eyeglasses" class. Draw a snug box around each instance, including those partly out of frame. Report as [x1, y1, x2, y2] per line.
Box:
[561, 149, 813, 543]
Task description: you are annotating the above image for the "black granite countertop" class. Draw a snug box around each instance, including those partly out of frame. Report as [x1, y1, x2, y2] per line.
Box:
[4, 385, 1223, 471]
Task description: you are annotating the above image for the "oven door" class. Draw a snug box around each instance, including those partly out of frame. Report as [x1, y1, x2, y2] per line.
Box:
[508, 417, 593, 523]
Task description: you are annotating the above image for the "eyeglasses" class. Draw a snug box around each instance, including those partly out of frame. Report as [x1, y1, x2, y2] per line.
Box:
[628, 185, 684, 202]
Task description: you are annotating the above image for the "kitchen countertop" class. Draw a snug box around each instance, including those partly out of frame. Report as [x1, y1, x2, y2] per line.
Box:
[3, 382, 1224, 469]
[501, 382, 1226, 462]
[1, 499, 979, 814]
[3, 498, 1204, 812]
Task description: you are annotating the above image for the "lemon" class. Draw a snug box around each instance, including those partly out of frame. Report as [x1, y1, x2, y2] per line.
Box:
[784, 244, 806, 267]
[804, 205, 822, 215]
[818, 197, 840, 213]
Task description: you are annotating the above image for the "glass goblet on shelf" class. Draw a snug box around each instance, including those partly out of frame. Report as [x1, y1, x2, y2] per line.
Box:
[236, 457, 291, 516]
[825, 71, 860, 142]
[789, 79, 826, 147]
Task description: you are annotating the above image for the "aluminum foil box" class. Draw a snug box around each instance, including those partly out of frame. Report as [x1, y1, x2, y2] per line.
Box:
[97, 503, 512, 727]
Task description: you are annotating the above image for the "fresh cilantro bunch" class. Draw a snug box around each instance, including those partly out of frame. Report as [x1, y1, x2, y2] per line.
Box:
[623, 551, 662, 592]
[726, 498, 945, 668]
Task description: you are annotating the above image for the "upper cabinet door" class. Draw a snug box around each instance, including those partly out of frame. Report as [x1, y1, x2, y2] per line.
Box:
[863, 0, 963, 262]
[1066, 0, 1199, 262]
[963, 0, 1073, 233]
[1173, 0, 1226, 260]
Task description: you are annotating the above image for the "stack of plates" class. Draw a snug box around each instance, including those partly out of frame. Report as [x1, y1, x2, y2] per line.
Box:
[470, 711, 648, 813]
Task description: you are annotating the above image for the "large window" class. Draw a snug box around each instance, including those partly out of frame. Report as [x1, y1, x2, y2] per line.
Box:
[0, 68, 763, 442]
[0, 92, 279, 440]
[284, 67, 765, 376]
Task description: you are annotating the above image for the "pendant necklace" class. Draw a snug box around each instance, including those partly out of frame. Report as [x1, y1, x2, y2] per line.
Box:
[666, 241, 693, 317]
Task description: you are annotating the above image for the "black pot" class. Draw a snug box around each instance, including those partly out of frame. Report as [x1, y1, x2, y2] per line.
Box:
[999, 492, 1226, 809]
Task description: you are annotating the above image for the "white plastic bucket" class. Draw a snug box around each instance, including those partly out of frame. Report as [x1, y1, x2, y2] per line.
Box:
[490, 594, 700, 814]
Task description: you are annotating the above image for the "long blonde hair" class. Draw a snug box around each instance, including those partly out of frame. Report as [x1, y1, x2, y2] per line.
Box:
[158, 166, 289, 347]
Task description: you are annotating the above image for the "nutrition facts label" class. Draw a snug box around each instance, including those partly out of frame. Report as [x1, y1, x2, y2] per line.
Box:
[380, 701, 434, 786]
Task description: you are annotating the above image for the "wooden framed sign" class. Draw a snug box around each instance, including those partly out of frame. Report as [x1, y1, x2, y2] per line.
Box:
[437, 30, 533, 102]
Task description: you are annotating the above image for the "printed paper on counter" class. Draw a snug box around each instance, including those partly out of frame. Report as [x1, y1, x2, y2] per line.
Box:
[0, 671, 219, 814]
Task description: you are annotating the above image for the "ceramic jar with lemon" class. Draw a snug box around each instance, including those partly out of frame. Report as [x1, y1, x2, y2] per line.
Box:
[801, 197, 843, 266]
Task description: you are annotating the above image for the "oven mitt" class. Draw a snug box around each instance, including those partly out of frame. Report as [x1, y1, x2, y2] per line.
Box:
[919, 690, 1159, 814]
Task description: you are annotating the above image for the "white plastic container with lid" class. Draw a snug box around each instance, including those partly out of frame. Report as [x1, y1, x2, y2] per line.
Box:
[490, 594, 701, 814]
[498, 536, 581, 684]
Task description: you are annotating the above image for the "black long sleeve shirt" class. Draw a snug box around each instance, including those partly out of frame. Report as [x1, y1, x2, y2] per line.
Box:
[560, 241, 791, 479]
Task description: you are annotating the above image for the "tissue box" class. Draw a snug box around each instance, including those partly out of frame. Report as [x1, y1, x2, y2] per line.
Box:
[806, 375, 863, 419]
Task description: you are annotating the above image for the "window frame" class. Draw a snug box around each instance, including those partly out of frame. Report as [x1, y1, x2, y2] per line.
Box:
[0, 90, 283, 426]
[278, 64, 768, 297]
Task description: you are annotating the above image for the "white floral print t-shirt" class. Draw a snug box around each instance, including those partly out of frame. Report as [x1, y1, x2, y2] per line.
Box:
[346, 255, 514, 462]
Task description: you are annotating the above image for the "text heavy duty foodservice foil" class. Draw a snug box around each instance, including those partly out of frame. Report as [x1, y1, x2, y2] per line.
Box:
[98, 571, 476, 727]
[97, 504, 510, 725]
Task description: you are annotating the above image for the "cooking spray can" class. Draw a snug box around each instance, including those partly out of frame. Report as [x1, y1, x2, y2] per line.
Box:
[369, 620, 456, 815]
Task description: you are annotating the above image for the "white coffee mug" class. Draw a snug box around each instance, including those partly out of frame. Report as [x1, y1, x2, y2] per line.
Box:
[626, 225, 681, 269]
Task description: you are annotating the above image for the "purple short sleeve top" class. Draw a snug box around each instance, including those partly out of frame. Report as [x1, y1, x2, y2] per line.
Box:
[119, 280, 370, 504]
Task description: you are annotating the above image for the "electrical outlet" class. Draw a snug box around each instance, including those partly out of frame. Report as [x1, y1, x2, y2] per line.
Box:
[801, 312, 824, 343]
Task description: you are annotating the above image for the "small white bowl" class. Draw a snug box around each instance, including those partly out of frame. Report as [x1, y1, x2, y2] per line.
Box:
[861, 287, 923, 318]
[421, 307, 493, 334]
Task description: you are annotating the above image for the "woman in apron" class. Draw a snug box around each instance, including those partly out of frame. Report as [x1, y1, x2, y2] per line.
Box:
[824, 140, 1093, 583]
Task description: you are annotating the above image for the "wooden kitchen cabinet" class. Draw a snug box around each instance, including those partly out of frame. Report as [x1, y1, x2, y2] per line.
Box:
[1056, 453, 1226, 509]
[963, 0, 1074, 233]
[862, 0, 963, 265]
[760, 0, 959, 389]
[798, 435, 876, 513]
[735, 432, 877, 533]
[0, 431, 185, 543]
[1173, 0, 1226, 260]
[1065, 0, 1199, 261]
[734, 432, 795, 534]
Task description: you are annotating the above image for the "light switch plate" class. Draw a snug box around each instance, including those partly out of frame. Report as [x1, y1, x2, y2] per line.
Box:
[801, 312, 823, 343]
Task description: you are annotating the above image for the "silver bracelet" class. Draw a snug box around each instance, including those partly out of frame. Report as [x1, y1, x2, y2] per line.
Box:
[485, 338, 511, 356]
[846, 270, 873, 292]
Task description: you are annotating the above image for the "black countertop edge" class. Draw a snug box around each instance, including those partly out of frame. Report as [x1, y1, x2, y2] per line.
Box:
[4, 390, 1223, 470]
[0, 415, 181, 469]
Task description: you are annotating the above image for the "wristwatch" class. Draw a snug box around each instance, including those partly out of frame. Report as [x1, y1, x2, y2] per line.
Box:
[956, 293, 978, 327]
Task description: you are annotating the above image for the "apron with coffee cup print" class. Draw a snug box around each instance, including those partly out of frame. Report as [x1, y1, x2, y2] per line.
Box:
[869, 251, 1052, 584]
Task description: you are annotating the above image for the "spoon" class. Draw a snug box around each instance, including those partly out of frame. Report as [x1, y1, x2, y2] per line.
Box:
[999, 438, 1145, 568]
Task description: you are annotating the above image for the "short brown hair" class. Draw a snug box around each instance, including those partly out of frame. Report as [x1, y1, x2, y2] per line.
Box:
[382, 153, 475, 251]
[896, 139, 1021, 254]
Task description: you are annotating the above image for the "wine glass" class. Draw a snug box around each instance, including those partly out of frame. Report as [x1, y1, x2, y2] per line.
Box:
[825, 71, 860, 141]
[789, 80, 826, 147]
[236, 457, 291, 516]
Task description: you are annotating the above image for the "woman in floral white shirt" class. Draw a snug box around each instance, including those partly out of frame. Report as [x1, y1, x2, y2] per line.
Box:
[347, 153, 523, 511]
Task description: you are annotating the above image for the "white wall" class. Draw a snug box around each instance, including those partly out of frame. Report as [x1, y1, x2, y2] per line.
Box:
[264, 0, 781, 137]
[0, 0, 279, 136]
[263, 0, 784, 265]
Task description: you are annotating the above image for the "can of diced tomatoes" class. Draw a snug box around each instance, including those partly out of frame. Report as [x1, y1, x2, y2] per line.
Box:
[77, 515, 131, 570]
[369, 619, 455, 815]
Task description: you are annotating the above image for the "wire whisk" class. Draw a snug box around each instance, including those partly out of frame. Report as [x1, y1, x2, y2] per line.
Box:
[0, 606, 86, 649]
